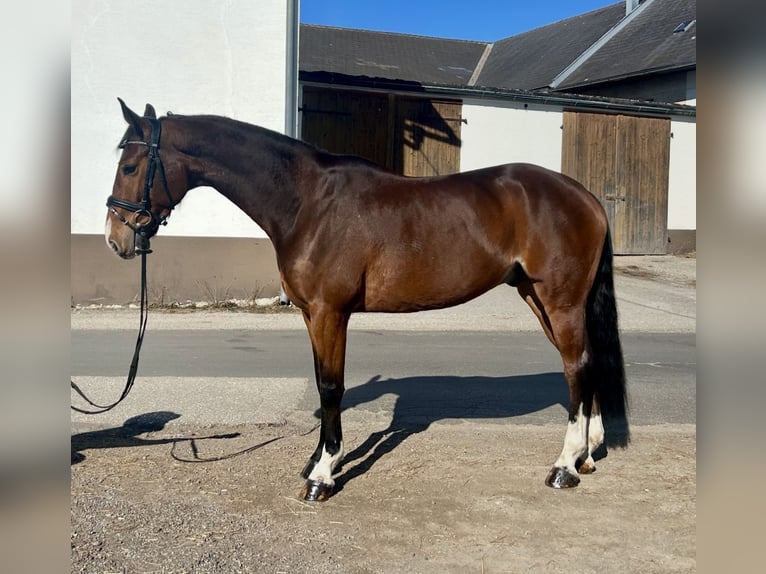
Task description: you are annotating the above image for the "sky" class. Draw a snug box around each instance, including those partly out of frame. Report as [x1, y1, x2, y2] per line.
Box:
[300, 0, 622, 42]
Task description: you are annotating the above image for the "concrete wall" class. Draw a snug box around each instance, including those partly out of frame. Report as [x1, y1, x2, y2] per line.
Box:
[71, 0, 297, 304]
[71, 0, 294, 239]
[71, 235, 280, 305]
[668, 117, 697, 230]
[667, 116, 696, 253]
[460, 100, 563, 172]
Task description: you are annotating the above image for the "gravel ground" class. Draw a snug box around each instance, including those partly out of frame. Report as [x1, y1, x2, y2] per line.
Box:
[72, 422, 695, 574]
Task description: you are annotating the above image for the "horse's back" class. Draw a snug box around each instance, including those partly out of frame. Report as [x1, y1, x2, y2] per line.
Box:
[389, 162, 608, 261]
[486, 163, 605, 219]
[348, 163, 605, 311]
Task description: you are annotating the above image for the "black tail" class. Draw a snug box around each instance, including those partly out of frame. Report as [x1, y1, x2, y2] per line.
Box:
[586, 227, 630, 447]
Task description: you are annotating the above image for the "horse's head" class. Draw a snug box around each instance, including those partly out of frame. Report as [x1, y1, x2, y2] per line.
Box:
[105, 99, 184, 259]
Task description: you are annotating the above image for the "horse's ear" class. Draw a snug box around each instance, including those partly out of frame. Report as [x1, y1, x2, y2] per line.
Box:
[118, 97, 144, 139]
[143, 103, 157, 119]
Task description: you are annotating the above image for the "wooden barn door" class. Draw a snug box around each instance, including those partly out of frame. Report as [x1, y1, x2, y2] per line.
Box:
[300, 87, 390, 168]
[394, 98, 462, 176]
[301, 87, 462, 177]
[562, 112, 670, 254]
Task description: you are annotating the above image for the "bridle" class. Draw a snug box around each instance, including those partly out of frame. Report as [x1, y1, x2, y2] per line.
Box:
[72, 116, 174, 415]
[106, 117, 175, 253]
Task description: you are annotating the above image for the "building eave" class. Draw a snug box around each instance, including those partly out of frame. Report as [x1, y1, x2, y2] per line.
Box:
[299, 71, 697, 118]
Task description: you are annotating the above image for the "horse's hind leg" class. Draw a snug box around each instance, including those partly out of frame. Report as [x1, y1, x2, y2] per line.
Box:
[545, 311, 593, 489]
[577, 398, 604, 475]
[518, 281, 594, 487]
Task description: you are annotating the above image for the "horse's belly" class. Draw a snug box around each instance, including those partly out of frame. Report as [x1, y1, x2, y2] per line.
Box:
[362, 253, 505, 313]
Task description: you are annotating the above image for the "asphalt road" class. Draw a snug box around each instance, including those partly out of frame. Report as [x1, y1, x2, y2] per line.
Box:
[72, 255, 696, 430]
[71, 328, 695, 427]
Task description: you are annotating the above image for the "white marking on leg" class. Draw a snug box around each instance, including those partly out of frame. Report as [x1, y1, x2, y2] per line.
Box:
[104, 217, 113, 248]
[307, 442, 344, 486]
[579, 412, 604, 472]
[588, 412, 604, 453]
[554, 403, 588, 471]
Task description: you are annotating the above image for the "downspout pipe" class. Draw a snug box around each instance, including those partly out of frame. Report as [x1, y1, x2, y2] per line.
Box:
[281, 0, 300, 307]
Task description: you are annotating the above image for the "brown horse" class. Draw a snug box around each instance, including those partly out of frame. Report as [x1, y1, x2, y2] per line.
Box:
[106, 100, 629, 501]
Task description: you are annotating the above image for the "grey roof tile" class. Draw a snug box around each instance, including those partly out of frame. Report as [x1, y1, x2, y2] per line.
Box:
[559, 0, 696, 87]
[299, 24, 487, 86]
[475, 3, 626, 89]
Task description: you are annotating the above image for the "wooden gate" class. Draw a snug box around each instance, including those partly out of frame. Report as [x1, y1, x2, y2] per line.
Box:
[561, 111, 670, 254]
[301, 87, 462, 177]
[300, 88, 390, 168]
[394, 98, 462, 176]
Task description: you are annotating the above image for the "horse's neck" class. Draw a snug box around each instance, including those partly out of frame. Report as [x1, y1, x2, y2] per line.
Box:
[178, 117, 307, 246]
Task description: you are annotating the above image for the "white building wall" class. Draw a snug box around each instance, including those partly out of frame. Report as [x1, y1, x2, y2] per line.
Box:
[72, 0, 294, 238]
[461, 99, 695, 231]
[460, 100, 563, 172]
[668, 117, 696, 230]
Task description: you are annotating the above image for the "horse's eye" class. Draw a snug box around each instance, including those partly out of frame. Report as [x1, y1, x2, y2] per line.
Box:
[122, 165, 137, 175]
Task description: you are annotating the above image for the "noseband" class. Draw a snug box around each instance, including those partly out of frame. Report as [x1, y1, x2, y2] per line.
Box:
[106, 117, 175, 252]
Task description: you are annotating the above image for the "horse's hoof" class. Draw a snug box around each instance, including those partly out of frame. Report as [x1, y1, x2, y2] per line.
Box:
[545, 466, 581, 488]
[300, 479, 333, 502]
[578, 460, 597, 475]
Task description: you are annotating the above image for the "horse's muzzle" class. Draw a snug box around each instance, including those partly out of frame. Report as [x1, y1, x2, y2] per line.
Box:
[108, 239, 137, 260]
[105, 220, 138, 259]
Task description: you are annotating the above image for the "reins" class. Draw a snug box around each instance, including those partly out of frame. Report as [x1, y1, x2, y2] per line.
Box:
[71, 117, 171, 415]
[70, 250, 150, 414]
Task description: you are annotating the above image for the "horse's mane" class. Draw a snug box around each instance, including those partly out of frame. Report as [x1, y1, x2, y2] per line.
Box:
[164, 112, 392, 173]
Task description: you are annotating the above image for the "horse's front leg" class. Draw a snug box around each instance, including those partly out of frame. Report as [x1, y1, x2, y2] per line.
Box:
[299, 307, 349, 501]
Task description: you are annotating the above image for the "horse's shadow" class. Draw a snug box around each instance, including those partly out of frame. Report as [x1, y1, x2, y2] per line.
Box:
[71, 411, 240, 465]
[324, 372, 571, 494]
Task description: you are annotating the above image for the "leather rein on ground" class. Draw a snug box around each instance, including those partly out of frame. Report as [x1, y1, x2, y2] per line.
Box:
[71, 117, 173, 414]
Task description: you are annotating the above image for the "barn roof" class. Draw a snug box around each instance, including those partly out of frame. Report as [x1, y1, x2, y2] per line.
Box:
[299, 0, 696, 94]
[299, 24, 487, 87]
[474, 3, 626, 90]
[555, 0, 697, 89]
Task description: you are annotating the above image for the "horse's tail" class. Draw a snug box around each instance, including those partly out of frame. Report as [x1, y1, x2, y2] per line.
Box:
[586, 226, 630, 447]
